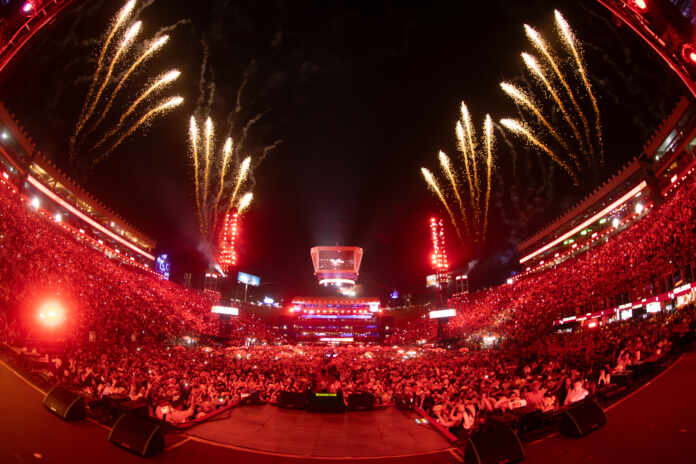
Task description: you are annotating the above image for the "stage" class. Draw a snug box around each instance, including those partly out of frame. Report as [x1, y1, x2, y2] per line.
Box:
[2, 350, 696, 463]
[186, 404, 450, 457]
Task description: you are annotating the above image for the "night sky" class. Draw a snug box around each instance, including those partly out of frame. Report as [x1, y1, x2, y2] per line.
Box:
[0, 0, 686, 300]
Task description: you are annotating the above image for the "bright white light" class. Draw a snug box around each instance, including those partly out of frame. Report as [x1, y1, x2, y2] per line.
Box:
[263, 297, 274, 305]
[54, 213, 62, 223]
[212, 306, 239, 316]
[22, 2, 33, 14]
[506, 278, 513, 285]
[2, 172, 8, 179]
[635, 202, 644, 214]
[30, 197, 40, 209]
[1, 130, 9, 140]
[429, 309, 456, 319]
[612, 218, 620, 228]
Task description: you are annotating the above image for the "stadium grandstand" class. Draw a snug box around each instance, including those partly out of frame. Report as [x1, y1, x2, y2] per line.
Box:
[3, 1, 696, 463]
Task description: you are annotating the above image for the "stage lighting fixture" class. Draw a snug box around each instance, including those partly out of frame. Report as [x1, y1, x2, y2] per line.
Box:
[30, 197, 40, 209]
[629, 0, 647, 13]
[38, 301, 65, 327]
[21, 1, 34, 14]
[635, 202, 644, 214]
[1, 129, 9, 140]
[681, 43, 696, 64]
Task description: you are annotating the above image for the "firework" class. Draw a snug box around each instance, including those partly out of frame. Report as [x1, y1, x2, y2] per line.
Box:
[521, 52, 584, 166]
[237, 192, 253, 214]
[190, 117, 203, 230]
[79, 21, 142, 138]
[482, 115, 494, 237]
[500, 82, 574, 158]
[229, 156, 251, 210]
[201, 117, 215, 230]
[74, 0, 136, 148]
[92, 96, 183, 165]
[500, 118, 578, 185]
[212, 137, 234, 218]
[439, 150, 470, 234]
[455, 121, 476, 213]
[91, 70, 180, 151]
[525, 24, 593, 161]
[554, 10, 603, 164]
[460, 103, 480, 209]
[88, 35, 170, 134]
[421, 167, 463, 241]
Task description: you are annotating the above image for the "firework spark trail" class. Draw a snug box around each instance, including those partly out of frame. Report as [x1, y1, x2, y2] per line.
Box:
[229, 157, 252, 210]
[460, 103, 480, 205]
[501, 118, 578, 185]
[483, 115, 494, 238]
[189, 117, 203, 233]
[212, 137, 234, 230]
[439, 150, 470, 235]
[455, 121, 477, 215]
[500, 81, 577, 164]
[521, 52, 585, 167]
[554, 10, 604, 165]
[92, 96, 183, 165]
[195, 38, 209, 117]
[461, 103, 481, 229]
[202, 117, 214, 231]
[87, 35, 169, 135]
[79, 21, 143, 140]
[237, 192, 254, 214]
[91, 70, 180, 151]
[73, 0, 136, 154]
[524, 24, 594, 162]
[421, 168, 463, 242]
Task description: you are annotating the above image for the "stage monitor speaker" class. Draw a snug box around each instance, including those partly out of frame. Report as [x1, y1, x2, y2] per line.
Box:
[560, 398, 607, 437]
[347, 392, 375, 411]
[107, 413, 164, 457]
[308, 392, 345, 413]
[278, 391, 307, 409]
[464, 422, 525, 464]
[43, 386, 86, 421]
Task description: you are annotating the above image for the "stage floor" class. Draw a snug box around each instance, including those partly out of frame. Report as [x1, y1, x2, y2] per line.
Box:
[186, 404, 451, 457]
[3, 350, 696, 463]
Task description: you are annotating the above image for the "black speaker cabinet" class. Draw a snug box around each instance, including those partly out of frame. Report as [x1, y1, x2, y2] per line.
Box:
[43, 386, 86, 421]
[308, 392, 345, 413]
[560, 398, 607, 437]
[278, 391, 308, 409]
[347, 392, 375, 411]
[464, 422, 525, 464]
[107, 413, 165, 457]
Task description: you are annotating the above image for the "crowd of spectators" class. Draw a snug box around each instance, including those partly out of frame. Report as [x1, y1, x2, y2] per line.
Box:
[1, 168, 696, 435]
[447, 173, 696, 344]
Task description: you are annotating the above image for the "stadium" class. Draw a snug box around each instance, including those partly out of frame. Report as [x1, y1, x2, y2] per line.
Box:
[1, 1, 696, 463]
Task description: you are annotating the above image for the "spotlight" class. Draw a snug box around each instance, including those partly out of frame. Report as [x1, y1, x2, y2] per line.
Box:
[1, 129, 9, 140]
[612, 218, 620, 228]
[629, 0, 647, 13]
[681, 43, 696, 65]
[21, 1, 34, 15]
[54, 213, 62, 222]
[30, 197, 40, 209]
[635, 202, 644, 214]
[38, 300, 65, 328]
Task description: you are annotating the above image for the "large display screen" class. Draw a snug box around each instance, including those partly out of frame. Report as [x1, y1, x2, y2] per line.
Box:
[317, 250, 355, 272]
[237, 271, 260, 286]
